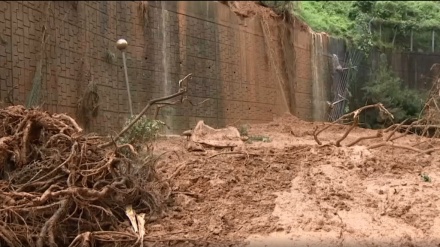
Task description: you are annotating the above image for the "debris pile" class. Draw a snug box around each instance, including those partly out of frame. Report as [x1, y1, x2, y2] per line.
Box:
[0, 105, 164, 246]
[186, 120, 245, 152]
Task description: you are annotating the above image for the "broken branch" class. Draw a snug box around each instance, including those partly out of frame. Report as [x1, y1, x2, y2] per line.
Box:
[99, 73, 192, 148]
[347, 130, 383, 147]
[314, 103, 393, 146]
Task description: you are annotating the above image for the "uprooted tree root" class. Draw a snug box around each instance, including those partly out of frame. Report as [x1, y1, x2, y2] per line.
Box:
[0, 105, 168, 247]
[0, 73, 204, 246]
[313, 103, 440, 155]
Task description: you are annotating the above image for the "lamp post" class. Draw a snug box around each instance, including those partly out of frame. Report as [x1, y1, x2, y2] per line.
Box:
[116, 38, 133, 117]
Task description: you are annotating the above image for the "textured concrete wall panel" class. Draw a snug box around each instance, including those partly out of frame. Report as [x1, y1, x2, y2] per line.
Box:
[0, 1, 331, 134]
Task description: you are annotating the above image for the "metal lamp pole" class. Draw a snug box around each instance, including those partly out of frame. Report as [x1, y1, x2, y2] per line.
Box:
[116, 38, 133, 117]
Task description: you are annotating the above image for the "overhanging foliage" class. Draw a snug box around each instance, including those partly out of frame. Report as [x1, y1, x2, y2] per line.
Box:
[295, 1, 440, 52]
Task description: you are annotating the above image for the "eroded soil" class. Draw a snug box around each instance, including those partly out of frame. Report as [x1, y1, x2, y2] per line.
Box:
[147, 114, 440, 247]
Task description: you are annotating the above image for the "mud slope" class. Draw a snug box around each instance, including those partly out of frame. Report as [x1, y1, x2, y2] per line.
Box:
[149, 114, 440, 247]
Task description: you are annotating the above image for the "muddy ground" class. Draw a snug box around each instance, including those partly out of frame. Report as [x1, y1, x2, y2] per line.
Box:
[146, 3, 440, 246]
[146, 114, 440, 247]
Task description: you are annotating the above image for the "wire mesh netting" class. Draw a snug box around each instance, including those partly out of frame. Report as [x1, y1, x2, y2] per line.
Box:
[327, 38, 366, 121]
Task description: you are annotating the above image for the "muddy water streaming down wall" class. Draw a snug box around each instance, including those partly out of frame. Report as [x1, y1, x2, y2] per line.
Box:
[3, 1, 440, 133]
[0, 1, 334, 134]
[260, 18, 291, 116]
[277, 20, 297, 113]
[310, 32, 330, 121]
[158, 1, 175, 134]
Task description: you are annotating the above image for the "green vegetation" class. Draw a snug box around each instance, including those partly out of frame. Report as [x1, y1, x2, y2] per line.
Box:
[248, 135, 271, 143]
[362, 54, 425, 127]
[238, 124, 249, 137]
[237, 124, 271, 143]
[421, 173, 432, 183]
[260, 1, 434, 129]
[288, 1, 433, 127]
[295, 1, 440, 52]
[295, 1, 353, 38]
[119, 115, 165, 149]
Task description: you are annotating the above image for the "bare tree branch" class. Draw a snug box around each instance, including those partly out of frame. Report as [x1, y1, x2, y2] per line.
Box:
[98, 74, 193, 149]
[314, 103, 393, 146]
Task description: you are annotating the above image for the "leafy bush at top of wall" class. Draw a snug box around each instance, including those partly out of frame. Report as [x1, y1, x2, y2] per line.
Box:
[294, 1, 354, 38]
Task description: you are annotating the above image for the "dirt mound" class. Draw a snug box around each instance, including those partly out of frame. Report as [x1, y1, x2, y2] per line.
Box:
[0, 106, 165, 246]
[225, 1, 280, 20]
[247, 144, 440, 247]
[148, 115, 440, 247]
[3, 105, 440, 246]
